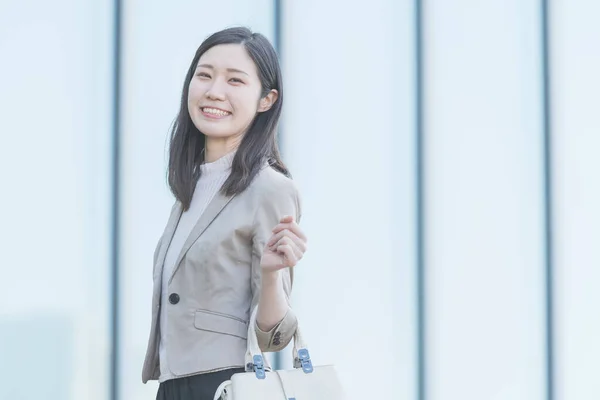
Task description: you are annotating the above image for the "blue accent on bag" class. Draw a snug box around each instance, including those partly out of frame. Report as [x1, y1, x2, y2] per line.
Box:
[253, 355, 266, 379]
[297, 348, 314, 373]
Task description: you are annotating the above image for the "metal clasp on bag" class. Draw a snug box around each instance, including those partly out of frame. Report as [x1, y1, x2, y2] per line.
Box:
[251, 355, 266, 379]
[294, 348, 313, 373]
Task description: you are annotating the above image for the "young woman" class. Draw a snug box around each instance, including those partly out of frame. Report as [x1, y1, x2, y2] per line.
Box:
[141, 27, 308, 400]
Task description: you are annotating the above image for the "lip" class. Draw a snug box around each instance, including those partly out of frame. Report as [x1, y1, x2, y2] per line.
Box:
[200, 106, 232, 120]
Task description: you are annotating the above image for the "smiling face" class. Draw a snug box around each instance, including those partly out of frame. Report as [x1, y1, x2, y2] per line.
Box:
[187, 44, 276, 143]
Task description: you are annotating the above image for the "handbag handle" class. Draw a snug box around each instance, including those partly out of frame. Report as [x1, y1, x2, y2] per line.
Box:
[244, 306, 314, 378]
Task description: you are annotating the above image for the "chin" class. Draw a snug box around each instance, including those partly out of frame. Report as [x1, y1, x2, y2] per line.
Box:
[191, 118, 226, 137]
[203, 130, 235, 139]
[197, 125, 237, 139]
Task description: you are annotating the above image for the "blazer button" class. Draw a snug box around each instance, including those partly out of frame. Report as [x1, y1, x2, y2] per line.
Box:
[168, 293, 180, 305]
[274, 331, 281, 338]
[273, 338, 281, 346]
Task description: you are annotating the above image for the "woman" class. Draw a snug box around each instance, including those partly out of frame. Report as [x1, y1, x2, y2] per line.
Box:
[141, 27, 308, 400]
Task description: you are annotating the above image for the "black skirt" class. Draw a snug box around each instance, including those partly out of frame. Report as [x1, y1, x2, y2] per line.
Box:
[156, 368, 245, 400]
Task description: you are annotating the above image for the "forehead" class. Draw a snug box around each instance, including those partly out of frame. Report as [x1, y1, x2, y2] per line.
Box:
[197, 44, 257, 74]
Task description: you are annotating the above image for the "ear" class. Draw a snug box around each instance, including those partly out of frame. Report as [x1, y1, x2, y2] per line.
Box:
[257, 89, 279, 113]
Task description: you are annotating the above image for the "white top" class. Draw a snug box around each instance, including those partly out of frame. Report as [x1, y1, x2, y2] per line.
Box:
[159, 150, 236, 382]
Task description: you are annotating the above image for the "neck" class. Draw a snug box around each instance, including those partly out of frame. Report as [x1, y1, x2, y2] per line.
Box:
[204, 136, 242, 163]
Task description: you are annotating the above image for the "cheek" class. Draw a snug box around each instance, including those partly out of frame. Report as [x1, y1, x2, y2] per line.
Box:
[233, 91, 260, 117]
[188, 79, 205, 104]
[188, 82, 195, 99]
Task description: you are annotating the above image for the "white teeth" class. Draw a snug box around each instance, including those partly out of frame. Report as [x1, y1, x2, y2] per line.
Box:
[203, 107, 230, 116]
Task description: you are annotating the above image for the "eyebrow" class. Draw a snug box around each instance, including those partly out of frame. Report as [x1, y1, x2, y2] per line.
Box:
[196, 64, 249, 76]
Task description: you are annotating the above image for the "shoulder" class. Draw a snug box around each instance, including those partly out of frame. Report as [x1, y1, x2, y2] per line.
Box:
[249, 164, 300, 199]
[246, 165, 302, 217]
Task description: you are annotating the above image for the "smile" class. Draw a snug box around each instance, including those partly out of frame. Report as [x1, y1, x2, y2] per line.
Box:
[201, 107, 232, 118]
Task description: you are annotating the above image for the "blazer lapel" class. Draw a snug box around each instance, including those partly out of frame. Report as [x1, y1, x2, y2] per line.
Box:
[154, 202, 183, 280]
[168, 191, 236, 284]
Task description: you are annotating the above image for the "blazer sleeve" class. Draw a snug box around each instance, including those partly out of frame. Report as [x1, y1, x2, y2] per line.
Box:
[153, 236, 162, 265]
[250, 178, 301, 352]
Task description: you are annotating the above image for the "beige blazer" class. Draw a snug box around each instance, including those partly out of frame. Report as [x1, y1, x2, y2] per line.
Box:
[142, 164, 301, 383]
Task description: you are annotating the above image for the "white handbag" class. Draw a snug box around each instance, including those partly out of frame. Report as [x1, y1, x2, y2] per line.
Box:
[213, 307, 345, 400]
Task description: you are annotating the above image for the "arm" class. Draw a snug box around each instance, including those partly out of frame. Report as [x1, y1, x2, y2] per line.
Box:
[257, 268, 291, 332]
[254, 265, 297, 352]
[250, 182, 305, 352]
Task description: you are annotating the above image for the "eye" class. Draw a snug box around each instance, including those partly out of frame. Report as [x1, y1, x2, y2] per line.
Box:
[196, 72, 211, 79]
[229, 77, 244, 84]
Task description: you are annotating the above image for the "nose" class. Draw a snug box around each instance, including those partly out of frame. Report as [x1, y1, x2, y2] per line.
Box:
[204, 80, 226, 101]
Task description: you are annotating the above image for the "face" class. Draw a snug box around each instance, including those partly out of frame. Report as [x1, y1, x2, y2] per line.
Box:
[187, 44, 277, 143]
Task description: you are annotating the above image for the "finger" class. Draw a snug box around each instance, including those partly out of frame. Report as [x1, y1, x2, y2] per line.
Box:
[279, 215, 294, 223]
[272, 216, 296, 232]
[269, 234, 297, 252]
[276, 244, 299, 267]
[272, 236, 304, 260]
[271, 220, 307, 242]
[267, 229, 307, 252]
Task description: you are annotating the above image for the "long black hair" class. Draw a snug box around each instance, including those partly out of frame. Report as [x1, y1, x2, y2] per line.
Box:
[167, 27, 289, 210]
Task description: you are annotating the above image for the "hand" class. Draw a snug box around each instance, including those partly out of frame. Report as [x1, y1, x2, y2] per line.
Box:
[260, 215, 308, 273]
